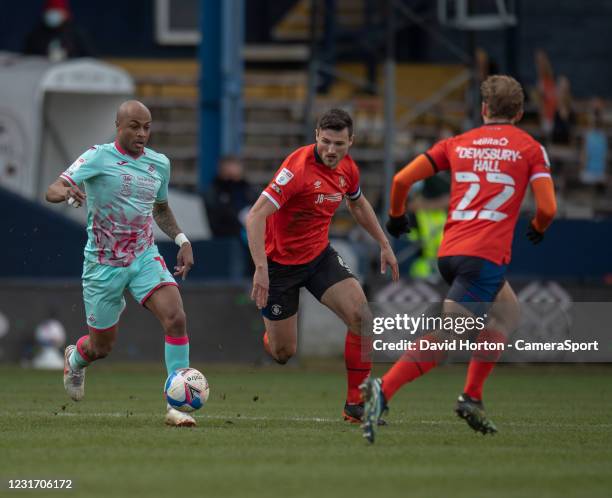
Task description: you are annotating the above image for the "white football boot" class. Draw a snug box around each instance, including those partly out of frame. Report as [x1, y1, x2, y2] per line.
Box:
[63, 345, 86, 401]
[165, 405, 196, 427]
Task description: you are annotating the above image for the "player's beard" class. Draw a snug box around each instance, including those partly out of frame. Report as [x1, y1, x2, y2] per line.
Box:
[323, 154, 340, 168]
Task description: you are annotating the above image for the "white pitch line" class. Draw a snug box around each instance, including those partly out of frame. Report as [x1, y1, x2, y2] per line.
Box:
[4, 411, 612, 429]
[3, 411, 339, 423]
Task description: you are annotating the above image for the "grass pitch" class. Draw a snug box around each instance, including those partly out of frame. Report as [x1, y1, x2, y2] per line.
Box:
[0, 362, 610, 498]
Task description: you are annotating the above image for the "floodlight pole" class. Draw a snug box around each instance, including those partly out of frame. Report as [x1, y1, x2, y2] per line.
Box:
[303, 0, 320, 142]
[382, 0, 396, 219]
[198, 0, 244, 193]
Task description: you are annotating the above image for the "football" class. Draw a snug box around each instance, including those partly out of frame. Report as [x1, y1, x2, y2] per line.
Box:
[164, 368, 210, 412]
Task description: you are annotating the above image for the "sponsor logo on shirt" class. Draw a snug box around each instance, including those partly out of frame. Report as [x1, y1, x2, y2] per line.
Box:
[275, 168, 294, 186]
[135, 176, 158, 201]
[117, 160, 128, 165]
[137, 176, 157, 186]
[472, 137, 509, 146]
[315, 193, 343, 204]
[120, 174, 133, 196]
[137, 188, 156, 202]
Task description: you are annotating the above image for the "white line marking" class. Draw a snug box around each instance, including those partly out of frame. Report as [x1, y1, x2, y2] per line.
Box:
[4, 411, 611, 429]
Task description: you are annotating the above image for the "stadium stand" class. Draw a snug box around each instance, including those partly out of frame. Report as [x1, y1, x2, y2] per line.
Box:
[106, 55, 611, 219]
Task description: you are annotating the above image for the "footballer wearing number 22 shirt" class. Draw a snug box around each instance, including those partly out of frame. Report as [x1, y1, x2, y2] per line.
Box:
[246, 108, 399, 424]
[361, 75, 557, 443]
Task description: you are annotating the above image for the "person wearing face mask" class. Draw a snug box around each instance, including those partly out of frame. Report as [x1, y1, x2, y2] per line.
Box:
[24, 0, 92, 61]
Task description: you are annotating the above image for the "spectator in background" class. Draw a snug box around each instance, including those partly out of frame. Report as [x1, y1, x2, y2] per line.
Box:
[475, 47, 499, 83]
[534, 50, 557, 137]
[551, 76, 576, 146]
[581, 99, 609, 192]
[404, 125, 452, 281]
[204, 156, 257, 276]
[24, 0, 91, 62]
[465, 48, 499, 129]
[204, 155, 257, 238]
[405, 173, 450, 282]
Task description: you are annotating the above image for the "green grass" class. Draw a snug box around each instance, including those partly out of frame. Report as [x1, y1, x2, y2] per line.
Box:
[0, 363, 611, 498]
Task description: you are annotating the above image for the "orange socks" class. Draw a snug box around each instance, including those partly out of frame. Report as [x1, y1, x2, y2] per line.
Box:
[463, 329, 506, 400]
[381, 335, 445, 401]
[262, 331, 273, 357]
[345, 331, 372, 404]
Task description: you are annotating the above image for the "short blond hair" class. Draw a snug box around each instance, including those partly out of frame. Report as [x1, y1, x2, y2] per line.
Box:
[481, 75, 524, 120]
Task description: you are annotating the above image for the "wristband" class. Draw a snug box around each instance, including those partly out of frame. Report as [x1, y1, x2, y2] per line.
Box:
[175, 233, 190, 247]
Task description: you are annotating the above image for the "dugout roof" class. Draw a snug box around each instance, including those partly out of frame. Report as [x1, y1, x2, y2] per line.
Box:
[0, 53, 134, 201]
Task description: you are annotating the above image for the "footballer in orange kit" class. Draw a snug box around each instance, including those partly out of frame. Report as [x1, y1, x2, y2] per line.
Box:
[361, 75, 557, 442]
[246, 108, 399, 423]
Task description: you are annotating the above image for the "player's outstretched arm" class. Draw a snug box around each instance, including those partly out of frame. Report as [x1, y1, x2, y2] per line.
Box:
[386, 154, 436, 238]
[45, 178, 86, 206]
[347, 194, 399, 281]
[245, 195, 278, 308]
[153, 201, 194, 279]
[527, 176, 557, 244]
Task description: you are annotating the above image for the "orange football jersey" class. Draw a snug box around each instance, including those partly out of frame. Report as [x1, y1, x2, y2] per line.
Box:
[426, 124, 551, 264]
[262, 145, 361, 265]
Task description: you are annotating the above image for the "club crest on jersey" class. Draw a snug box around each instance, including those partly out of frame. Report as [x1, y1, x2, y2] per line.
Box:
[314, 180, 322, 189]
[148, 164, 155, 172]
[271, 304, 282, 316]
[275, 168, 294, 186]
[271, 183, 282, 195]
[117, 160, 128, 166]
[338, 175, 346, 188]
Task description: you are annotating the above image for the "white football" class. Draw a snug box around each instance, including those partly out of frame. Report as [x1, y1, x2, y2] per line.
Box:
[164, 368, 210, 412]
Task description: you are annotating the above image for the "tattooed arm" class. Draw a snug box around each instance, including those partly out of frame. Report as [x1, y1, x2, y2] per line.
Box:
[153, 201, 194, 280]
[153, 201, 182, 239]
